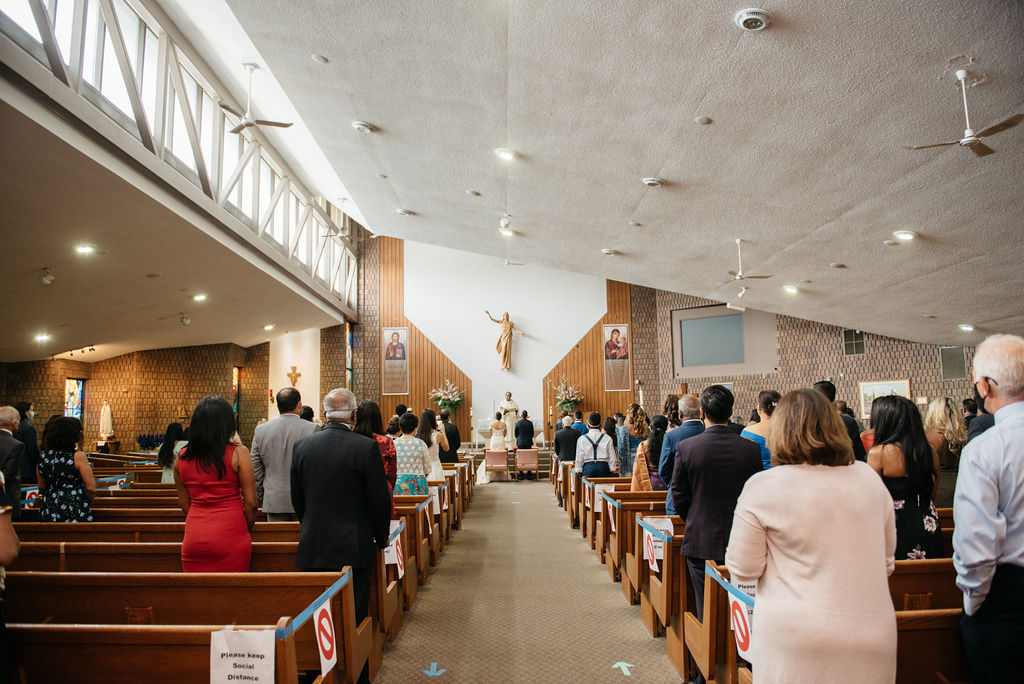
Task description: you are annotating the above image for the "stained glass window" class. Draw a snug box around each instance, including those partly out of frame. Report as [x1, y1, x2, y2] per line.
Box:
[64, 378, 84, 419]
[346, 322, 353, 390]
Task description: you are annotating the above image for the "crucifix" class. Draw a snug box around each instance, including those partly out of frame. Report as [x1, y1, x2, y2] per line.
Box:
[287, 366, 302, 386]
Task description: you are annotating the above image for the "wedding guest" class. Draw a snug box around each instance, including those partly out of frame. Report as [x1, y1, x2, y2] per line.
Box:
[663, 394, 681, 428]
[740, 390, 780, 469]
[631, 414, 668, 491]
[157, 422, 186, 484]
[867, 395, 943, 559]
[726, 388, 897, 682]
[616, 404, 648, 477]
[37, 417, 96, 523]
[415, 408, 448, 481]
[924, 396, 967, 471]
[13, 401, 39, 485]
[175, 396, 258, 572]
[354, 400, 397, 520]
[393, 412, 430, 495]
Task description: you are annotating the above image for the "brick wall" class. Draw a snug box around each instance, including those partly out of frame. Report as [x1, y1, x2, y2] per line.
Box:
[238, 343, 269, 446]
[641, 288, 975, 424]
[320, 324, 348, 400]
[353, 231, 381, 402]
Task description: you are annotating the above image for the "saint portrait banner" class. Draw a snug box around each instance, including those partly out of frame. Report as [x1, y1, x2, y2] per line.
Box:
[603, 324, 631, 391]
[382, 327, 409, 395]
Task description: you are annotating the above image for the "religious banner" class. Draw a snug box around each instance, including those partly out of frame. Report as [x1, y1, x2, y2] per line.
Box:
[603, 324, 631, 391]
[382, 327, 409, 395]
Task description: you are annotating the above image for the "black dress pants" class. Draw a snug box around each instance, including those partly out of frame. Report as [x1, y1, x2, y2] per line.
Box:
[961, 564, 1024, 684]
[686, 556, 723, 684]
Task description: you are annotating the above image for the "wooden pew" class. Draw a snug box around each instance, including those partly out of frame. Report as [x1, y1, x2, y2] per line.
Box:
[427, 479, 451, 549]
[6, 570, 374, 684]
[14, 521, 300, 543]
[10, 541, 300, 572]
[598, 490, 665, 582]
[394, 494, 434, 586]
[638, 515, 686, 638]
[8, 621, 298, 684]
[889, 558, 960, 610]
[441, 466, 463, 530]
[580, 476, 630, 548]
[459, 454, 475, 503]
[20, 507, 186, 522]
[937, 506, 954, 557]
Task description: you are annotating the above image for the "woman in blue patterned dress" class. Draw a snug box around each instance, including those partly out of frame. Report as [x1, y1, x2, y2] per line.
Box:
[37, 416, 96, 522]
[615, 404, 649, 476]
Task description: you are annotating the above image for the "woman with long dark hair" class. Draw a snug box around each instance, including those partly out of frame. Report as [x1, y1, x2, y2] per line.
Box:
[37, 416, 96, 522]
[867, 395, 943, 559]
[174, 396, 258, 572]
[663, 394, 681, 428]
[414, 408, 448, 481]
[631, 414, 668, 491]
[158, 422, 186, 483]
[354, 400, 397, 519]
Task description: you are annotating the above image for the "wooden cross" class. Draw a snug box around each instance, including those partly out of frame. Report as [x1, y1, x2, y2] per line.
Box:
[287, 366, 301, 386]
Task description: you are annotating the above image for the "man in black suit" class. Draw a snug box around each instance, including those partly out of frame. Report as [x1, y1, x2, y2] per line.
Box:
[437, 408, 461, 463]
[0, 407, 24, 520]
[814, 381, 867, 461]
[671, 385, 762, 684]
[514, 410, 535, 479]
[552, 417, 579, 505]
[290, 387, 390, 683]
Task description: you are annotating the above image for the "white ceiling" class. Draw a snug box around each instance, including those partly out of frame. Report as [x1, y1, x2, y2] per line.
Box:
[0, 99, 340, 363]
[214, 0, 1024, 346]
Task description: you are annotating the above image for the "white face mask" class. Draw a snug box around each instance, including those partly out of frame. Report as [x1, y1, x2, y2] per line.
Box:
[27, 411, 34, 421]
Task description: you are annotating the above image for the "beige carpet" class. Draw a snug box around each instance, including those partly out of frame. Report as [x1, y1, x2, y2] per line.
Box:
[374, 479, 682, 683]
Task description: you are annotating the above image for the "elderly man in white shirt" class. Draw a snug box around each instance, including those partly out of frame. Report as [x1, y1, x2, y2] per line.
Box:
[574, 412, 617, 478]
[953, 333, 1024, 684]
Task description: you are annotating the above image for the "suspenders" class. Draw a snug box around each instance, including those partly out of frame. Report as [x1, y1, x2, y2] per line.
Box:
[584, 433, 605, 461]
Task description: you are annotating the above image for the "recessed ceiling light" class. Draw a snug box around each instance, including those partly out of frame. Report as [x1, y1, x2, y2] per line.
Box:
[494, 148, 517, 161]
[828, 262, 847, 269]
[694, 115, 713, 125]
[883, 239, 899, 246]
[35, 333, 50, 342]
[892, 230, 918, 241]
[351, 120, 376, 133]
[465, 190, 481, 197]
[601, 248, 619, 256]
[783, 285, 799, 294]
[958, 323, 975, 332]
[263, 324, 275, 331]
[192, 293, 207, 302]
[641, 177, 665, 187]
[499, 228, 514, 237]
[734, 8, 773, 31]
[75, 243, 96, 255]
[396, 209, 414, 216]
[311, 54, 329, 64]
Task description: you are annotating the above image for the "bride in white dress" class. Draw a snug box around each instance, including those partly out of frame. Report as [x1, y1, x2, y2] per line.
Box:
[477, 412, 509, 484]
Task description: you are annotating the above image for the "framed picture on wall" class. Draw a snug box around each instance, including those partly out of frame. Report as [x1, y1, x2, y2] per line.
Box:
[603, 324, 631, 391]
[382, 327, 409, 395]
[858, 379, 911, 420]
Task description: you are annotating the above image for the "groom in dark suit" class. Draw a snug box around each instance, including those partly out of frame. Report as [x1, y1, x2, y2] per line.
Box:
[671, 385, 761, 684]
[290, 388, 391, 626]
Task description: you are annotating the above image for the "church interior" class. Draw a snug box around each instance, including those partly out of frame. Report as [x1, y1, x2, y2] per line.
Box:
[1, 0, 1022, 681]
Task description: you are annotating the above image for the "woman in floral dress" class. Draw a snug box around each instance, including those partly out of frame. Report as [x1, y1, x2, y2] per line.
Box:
[393, 412, 430, 496]
[37, 416, 96, 522]
[867, 395, 943, 559]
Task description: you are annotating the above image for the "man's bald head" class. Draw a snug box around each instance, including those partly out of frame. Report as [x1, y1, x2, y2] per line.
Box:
[323, 388, 357, 422]
[0, 406, 19, 431]
[678, 394, 701, 420]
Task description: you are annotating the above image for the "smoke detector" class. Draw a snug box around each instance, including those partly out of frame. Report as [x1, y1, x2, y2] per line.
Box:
[734, 8, 773, 31]
[641, 177, 665, 187]
[179, 314, 190, 326]
[351, 120, 376, 133]
[600, 248, 619, 256]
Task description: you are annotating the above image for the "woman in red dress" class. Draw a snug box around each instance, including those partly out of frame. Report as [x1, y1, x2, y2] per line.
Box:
[175, 396, 258, 572]
[354, 400, 397, 520]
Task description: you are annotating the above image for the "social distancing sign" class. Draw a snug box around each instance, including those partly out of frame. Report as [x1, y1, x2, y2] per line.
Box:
[314, 600, 337, 676]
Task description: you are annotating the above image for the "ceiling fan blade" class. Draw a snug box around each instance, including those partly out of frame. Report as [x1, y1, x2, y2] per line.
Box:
[903, 141, 958, 151]
[219, 102, 243, 118]
[255, 120, 293, 128]
[727, 270, 739, 276]
[977, 113, 1024, 138]
[969, 141, 996, 157]
[229, 121, 252, 134]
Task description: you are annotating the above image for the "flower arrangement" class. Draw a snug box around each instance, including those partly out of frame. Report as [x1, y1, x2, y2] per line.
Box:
[554, 376, 583, 412]
[429, 378, 465, 415]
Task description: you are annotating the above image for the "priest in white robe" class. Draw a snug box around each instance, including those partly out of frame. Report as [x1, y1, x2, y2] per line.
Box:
[499, 392, 519, 448]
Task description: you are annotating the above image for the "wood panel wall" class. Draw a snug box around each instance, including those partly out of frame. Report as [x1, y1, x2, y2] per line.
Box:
[377, 238, 473, 442]
[542, 280, 635, 441]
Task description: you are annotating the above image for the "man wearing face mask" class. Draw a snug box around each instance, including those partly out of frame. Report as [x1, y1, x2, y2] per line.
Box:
[13, 402, 39, 485]
[966, 383, 995, 444]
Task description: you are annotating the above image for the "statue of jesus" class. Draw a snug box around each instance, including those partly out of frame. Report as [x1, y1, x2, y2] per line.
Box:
[486, 310, 526, 371]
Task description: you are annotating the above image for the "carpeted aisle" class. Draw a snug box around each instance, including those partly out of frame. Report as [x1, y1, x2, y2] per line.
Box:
[374, 478, 682, 683]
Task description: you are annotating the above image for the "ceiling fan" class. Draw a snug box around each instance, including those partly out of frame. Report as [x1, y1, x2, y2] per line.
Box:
[219, 63, 293, 135]
[725, 238, 772, 283]
[492, 213, 524, 266]
[904, 69, 1022, 157]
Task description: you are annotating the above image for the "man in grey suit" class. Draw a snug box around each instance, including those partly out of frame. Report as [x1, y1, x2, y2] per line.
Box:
[0, 406, 24, 520]
[251, 388, 317, 521]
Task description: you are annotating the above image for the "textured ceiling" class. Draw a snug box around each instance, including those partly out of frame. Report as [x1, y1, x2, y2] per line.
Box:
[0, 100, 339, 363]
[220, 0, 1024, 346]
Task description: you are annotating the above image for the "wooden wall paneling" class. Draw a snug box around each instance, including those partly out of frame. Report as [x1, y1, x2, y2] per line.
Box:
[376, 238, 473, 444]
[542, 280, 635, 442]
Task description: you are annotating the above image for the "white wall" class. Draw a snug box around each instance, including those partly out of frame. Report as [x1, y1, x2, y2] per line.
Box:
[404, 241, 607, 442]
[268, 328, 322, 419]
